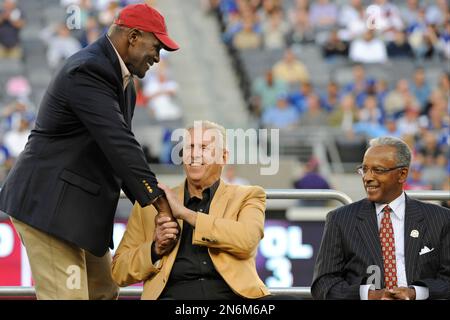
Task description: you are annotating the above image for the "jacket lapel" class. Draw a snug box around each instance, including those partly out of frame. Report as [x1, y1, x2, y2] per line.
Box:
[124, 79, 136, 128]
[162, 184, 185, 279]
[356, 199, 384, 284]
[208, 180, 230, 219]
[404, 196, 425, 283]
[98, 35, 133, 127]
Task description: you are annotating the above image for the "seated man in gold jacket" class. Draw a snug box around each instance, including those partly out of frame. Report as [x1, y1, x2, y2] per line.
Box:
[111, 121, 270, 299]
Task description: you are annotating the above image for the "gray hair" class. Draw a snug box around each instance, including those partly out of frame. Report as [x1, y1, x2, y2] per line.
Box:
[369, 136, 411, 167]
[186, 120, 227, 150]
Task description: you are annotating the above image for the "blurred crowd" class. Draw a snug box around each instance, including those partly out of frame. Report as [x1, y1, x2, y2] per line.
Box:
[206, 0, 449, 191]
[211, 0, 449, 60]
[0, 0, 448, 191]
[0, 0, 183, 182]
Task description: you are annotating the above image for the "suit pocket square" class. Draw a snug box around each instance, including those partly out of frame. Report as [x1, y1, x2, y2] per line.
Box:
[419, 246, 434, 256]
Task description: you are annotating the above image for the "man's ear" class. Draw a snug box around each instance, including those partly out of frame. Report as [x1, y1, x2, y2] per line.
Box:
[222, 149, 229, 165]
[398, 167, 409, 184]
[128, 28, 141, 46]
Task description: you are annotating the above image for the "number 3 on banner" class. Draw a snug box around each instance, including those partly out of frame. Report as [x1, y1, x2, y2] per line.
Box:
[265, 257, 293, 287]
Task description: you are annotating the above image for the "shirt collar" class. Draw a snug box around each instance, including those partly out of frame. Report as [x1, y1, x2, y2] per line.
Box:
[184, 179, 221, 204]
[106, 35, 132, 89]
[375, 192, 406, 220]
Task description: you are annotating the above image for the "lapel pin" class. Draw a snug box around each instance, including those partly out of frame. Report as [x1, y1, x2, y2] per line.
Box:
[410, 230, 419, 238]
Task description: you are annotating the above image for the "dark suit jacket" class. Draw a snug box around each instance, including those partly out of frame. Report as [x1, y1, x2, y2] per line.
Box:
[311, 196, 450, 300]
[0, 35, 164, 256]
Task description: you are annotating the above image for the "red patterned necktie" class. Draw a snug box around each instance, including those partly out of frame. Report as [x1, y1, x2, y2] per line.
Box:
[380, 205, 398, 289]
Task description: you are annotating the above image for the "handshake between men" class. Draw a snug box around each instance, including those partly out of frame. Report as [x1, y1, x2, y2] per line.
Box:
[151, 194, 180, 258]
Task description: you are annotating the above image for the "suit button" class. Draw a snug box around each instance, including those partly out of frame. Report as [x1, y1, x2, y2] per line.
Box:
[202, 261, 207, 265]
[202, 237, 206, 241]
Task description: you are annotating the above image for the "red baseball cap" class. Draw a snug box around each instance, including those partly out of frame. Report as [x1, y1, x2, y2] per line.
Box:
[114, 3, 179, 51]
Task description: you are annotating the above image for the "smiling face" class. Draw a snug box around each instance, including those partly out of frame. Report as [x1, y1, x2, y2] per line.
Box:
[125, 30, 162, 78]
[362, 145, 409, 204]
[182, 127, 228, 189]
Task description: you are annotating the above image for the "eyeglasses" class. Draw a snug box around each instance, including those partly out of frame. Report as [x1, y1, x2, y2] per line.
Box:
[356, 165, 405, 176]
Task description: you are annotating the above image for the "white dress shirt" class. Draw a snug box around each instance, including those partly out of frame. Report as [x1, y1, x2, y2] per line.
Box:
[360, 192, 429, 300]
[107, 35, 132, 89]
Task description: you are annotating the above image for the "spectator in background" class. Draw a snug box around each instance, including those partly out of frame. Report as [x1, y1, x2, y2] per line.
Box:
[286, 3, 314, 45]
[425, 0, 448, 27]
[232, 15, 262, 50]
[133, 77, 148, 108]
[416, 131, 448, 188]
[337, 0, 366, 42]
[399, 0, 421, 28]
[338, 0, 363, 29]
[0, 144, 12, 182]
[143, 69, 182, 122]
[358, 95, 383, 125]
[404, 163, 432, 190]
[299, 94, 328, 127]
[79, 16, 102, 48]
[309, 0, 337, 31]
[440, 176, 450, 209]
[375, 78, 389, 111]
[371, 0, 404, 42]
[386, 29, 414, 58]
[272, 48, 309, 85]
[0, 0, 25, 59]
[409, 67, 431, 112]
[328, 93, 357, 132]
[383, 116, 401, 138]
[431, 73, 449, 108]
[293, 156, 331, 207]
[288, 81, 314, 115]
[261, 94, 300, 129]
[41, 23, 82, 70]
[262, 8, 288, 49]
[5, 75, 31, 101]
[436, 21, 450, 60]
[251, 69, 288, 116]
[407, 7, 436, 60]
[322, 29, 348, 60]
[98, 0, 121, 29]
[353, 95, 386, 139]
[3, 117, 31, 159]
[420, 97, 449, 135]
[343, 64, 374, 108]
[222, 9, 244, 44]
[0, 99, 35, 132]
[320, 81, 340, 112]
[384, 79, 418, 118]
[349, 30, 388, 64]
[397, 104, 421, 137]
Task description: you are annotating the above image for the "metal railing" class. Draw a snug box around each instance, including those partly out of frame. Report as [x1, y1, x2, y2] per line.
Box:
[0, 286, 312, 299]
[1, 189, 448, 299]
[265, 189, 353, 205]
[405, 190, 450, 201]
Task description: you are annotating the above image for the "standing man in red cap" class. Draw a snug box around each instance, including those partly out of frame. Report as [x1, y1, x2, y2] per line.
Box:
[0, 4, 180, 300]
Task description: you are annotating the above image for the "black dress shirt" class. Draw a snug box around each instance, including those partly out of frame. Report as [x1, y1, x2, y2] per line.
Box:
[159, 180, 241, 299]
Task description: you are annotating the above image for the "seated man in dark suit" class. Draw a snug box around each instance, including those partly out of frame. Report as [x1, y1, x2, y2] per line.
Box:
[112, 121, 271, 299]
[312, 136, 450, 300]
